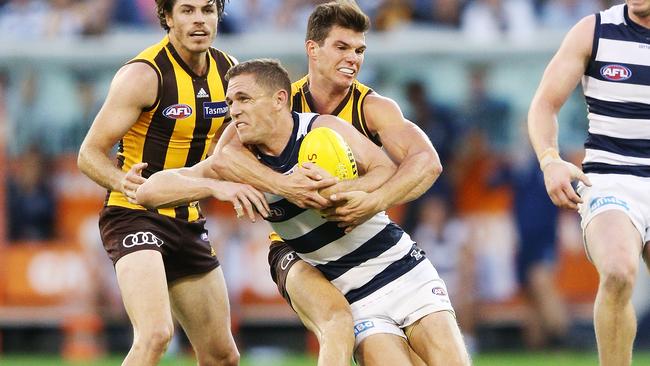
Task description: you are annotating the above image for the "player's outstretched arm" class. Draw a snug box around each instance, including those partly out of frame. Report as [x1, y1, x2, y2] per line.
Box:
[528, 15, 595, 210]
[78, 62, 158, 200]
[135, 158, 269, 221]
[364, 94, 442, 206]
[212, 123, 336, 209]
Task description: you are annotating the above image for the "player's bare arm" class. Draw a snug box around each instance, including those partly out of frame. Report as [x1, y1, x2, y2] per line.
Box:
[212, 123, 337, 209]
[322, 93, 441, 229]
[315, 114, 397, 230]
[364, 93, 442, 205]
[78, 62, 158, 203]
[528, 15, 595, 210]
[135, 157, 269, 221]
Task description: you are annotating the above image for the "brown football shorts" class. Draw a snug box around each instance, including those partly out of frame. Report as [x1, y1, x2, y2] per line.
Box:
[268, 240, 301, 305]
[99, 206, 219, 283]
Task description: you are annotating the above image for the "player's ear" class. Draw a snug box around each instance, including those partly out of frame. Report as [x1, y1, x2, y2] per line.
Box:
[274, 89, 289, 109]
[165, 10, 174, 29]
[306, 40, 318, 59]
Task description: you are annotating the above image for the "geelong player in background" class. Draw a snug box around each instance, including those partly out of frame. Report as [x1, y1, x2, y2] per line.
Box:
[528, 1, 650, 365]
[136, 59, 470, 366]
[77, 1, 268, 365]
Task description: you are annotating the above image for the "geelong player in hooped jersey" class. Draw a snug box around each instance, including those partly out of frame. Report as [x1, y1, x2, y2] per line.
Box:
[528, 1, 650, 365]
[135, 59, 471, 366]
[211, 2, 448, 365]
[77, 1, 269, 365]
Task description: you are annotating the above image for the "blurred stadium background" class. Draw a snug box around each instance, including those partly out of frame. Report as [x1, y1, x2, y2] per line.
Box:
[0, 0, 649, 364]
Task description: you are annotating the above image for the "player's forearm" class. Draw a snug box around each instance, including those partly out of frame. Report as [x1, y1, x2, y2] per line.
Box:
[136, 168, 218, 209]
[528, 99, 561, 162]
[212, 144, 284, 195]
[375, 149, 441, 208]
[77, 144, 125, 192]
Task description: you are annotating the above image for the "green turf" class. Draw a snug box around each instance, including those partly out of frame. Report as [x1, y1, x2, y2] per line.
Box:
[1, 352, 649, 365]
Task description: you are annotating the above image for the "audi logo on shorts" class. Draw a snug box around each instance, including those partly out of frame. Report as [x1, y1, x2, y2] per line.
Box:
[122, 232, 164, 248]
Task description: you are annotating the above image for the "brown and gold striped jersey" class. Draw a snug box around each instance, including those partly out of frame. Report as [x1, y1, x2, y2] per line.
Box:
[105, 37, 235, 221]
[291, 75, 380, 146]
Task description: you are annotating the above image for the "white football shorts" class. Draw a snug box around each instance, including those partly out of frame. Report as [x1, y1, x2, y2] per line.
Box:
[350, 259, 454, 348]
[576, 173, 650, 259]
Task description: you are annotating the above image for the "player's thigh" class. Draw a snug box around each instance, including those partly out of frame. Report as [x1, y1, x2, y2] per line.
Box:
[355, 333, 414, 366]
[168, 266, 236, 353]
[405, 310, 467, 365]
[286, 260, 353, 333]
[585, 210, 642, 275]
[115, 249, 173, 329]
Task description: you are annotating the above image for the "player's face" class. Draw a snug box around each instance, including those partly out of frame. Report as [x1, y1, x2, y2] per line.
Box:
[313, 26, 366, 89]
[166, 0, 218, 53]
[627, 0, 650, 18]
[225, 74, 275, 145]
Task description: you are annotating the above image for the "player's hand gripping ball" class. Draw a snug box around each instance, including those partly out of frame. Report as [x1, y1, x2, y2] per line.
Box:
[298, 127, 358, 180]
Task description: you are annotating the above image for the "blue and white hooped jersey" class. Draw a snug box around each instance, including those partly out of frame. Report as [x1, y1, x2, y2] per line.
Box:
[260, 112, 424, 305]
[581, 4, 650, 177]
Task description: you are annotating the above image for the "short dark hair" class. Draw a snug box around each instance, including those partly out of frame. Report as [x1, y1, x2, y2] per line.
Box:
[225, 59, 292, 106]
[306, 0, 370, 44]
[156, 0, 226, 32]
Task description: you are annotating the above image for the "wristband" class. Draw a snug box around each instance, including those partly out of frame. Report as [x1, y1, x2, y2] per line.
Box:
[538, 147, 561, 170]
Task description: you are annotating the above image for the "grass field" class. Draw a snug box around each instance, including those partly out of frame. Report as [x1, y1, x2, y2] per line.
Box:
[1, 352, 650, 365]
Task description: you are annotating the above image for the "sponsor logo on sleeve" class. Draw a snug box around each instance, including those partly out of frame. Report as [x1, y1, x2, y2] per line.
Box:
[600, 64, 632, 81]
[203, 101, 228, 118]
[163, 104, 193, 119]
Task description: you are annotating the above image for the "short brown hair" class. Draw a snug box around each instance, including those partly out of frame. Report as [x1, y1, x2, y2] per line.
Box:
[225, 59, 292, 106]
[306, 0, 370, 44]
[156, 0, 226, 32]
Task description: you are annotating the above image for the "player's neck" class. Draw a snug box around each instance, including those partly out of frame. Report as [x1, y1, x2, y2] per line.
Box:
[257, 111, 294, 157]
[168, 35, 209, 77]
[629, 12, 650, 28]
[307, 74, 350, 114]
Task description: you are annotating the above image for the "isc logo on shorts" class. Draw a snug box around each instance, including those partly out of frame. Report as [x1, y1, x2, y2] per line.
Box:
[122, 232, 164, 248]
[354, 320, 375, 336]
[589, 196, 629, 212]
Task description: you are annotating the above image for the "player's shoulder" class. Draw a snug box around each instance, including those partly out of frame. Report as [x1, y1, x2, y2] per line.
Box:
[312, 114, 349, 131]
[131, 38, 168, 62]
[209, 47, 238, 66]
[363, 91, 401, 115]
[116, 62, 159, 88]
[291, 75, 309, 94]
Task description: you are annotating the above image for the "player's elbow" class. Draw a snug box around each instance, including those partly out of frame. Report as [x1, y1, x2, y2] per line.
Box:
[77, 144, 92, 177]
[420, 149, 442, 182]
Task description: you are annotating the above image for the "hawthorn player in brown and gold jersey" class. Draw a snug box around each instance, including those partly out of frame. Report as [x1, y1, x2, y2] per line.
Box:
[106, 37, 236, 221]
[77, 1, 267, 365]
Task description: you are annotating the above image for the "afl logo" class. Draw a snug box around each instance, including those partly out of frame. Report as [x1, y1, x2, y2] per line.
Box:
[600, 64, 631, 81]
[163, 104, 193, 119]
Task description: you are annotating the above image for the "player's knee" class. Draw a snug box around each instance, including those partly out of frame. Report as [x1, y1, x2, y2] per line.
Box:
[599, 259, 637, 298]
[198, 346, 240, 366]
[135, 323, 174, 356]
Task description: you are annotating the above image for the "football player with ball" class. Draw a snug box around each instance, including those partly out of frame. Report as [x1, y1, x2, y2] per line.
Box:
[136, 59, 470, 366]
[210, 2, 468, 365]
